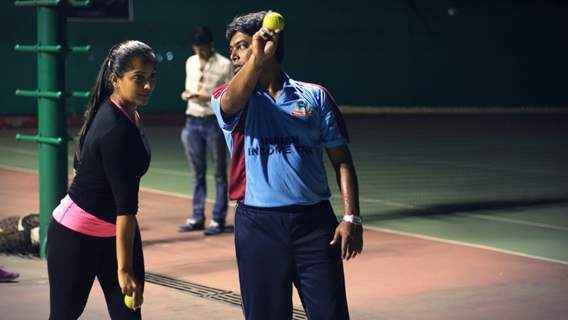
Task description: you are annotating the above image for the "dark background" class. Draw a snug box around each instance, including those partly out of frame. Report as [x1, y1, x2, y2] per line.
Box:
[2, 0, 567, 114]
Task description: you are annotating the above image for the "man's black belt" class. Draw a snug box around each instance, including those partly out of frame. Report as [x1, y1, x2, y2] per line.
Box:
[187, 115, 216, 121]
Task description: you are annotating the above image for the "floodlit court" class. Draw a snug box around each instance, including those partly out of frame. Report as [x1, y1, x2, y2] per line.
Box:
[2, 0, 568, 319]
[2, 113, 568, 319]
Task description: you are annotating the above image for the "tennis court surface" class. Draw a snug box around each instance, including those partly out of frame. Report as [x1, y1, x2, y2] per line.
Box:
[1, 113, 567, 319]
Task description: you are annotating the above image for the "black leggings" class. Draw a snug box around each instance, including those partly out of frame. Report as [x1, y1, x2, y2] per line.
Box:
[47, 219, 144, 320]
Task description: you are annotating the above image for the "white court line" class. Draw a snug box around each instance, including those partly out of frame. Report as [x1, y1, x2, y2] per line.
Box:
[145, 186, 568, 265]
[150, 160, 187, 166]
[153, 156, 568, 179]
[384, 155, 568, 177]
[0, 147, 186, 173]
[139, 187, 233, 207]
[365, 225, 568, 265]
[339, 195, 419, 209]
[149, 168, 190, 177]
[0, 164, 220, 207]
[339, 105, 568, 115]
[3, 160, 565, 232]
[1, 165, 566, 265]
[0, 164, 38, 174]
[139, 187, 190, 199]
[4, 144, 567, 179]
[149, 188, 568, 233]
[333, 195, 568, 232]
[459, 213, 568, 232]
[0, 146, 38, 157]
[5, 138, 568, 183]
[0, 146, 75, 161]
[2, 159, 565, 232]
[147, 167, 567, 230]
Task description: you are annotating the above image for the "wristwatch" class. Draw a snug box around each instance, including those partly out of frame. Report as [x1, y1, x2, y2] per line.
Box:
[342, 214, 363, 225]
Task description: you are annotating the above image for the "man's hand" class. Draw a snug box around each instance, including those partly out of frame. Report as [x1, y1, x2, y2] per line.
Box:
[181, 90, 192, 101]
[330, 220, 363, 260]
[251, 27, 281, 66]
[194, 93, 212, 103]
[182, 90, 211, 103]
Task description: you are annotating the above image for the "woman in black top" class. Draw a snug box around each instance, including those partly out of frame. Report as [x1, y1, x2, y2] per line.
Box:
[47, 40, 156, 319]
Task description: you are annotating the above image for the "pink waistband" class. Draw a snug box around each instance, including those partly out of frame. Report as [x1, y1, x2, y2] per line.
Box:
[52, 195, 116, 237]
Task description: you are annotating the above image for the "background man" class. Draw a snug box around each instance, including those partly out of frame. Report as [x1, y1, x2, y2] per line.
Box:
[178, 26, 233, 236]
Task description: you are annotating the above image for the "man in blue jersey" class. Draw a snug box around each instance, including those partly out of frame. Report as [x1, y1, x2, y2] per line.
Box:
[212, 11, 363, 320]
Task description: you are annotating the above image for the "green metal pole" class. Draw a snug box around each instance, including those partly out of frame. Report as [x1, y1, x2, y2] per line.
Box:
[37, 3, 67, 258]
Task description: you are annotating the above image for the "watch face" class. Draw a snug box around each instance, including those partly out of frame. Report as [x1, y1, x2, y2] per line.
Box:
[343, 214, 363, 225]
[352, 216, 363, 224]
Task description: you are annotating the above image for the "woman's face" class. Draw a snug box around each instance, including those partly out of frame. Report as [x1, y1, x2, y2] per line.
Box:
[112, 56, 156, 107]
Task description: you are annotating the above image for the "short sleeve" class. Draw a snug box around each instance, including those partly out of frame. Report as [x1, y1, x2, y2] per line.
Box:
[319, 88, 349, 148]
[212, 83, 242, 133]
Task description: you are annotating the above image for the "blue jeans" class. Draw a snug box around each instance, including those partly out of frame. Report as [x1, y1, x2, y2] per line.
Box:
[181, 116, 228, 224]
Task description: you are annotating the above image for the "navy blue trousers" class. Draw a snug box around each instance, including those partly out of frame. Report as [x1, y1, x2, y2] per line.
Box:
[235, 201, 349, 320]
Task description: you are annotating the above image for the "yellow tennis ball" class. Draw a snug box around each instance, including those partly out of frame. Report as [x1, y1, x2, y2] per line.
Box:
[262, 12, 285, 31]
[124, 295, 135, 310]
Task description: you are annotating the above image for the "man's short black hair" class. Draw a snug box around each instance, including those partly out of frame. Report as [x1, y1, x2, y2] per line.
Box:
[226, 11, 285, 63]
[192, 26, 213, 46]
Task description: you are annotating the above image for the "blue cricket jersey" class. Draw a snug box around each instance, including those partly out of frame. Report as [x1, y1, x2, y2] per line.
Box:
[212, 73, 349, 207]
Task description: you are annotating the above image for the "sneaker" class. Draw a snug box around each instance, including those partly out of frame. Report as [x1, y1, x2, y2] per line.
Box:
[0, 267, 19, 282]
[177, 219, 204, 232]
[203, 220, 225, 236]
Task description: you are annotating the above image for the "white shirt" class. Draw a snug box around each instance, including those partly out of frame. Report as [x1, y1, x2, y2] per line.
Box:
[184, 52, 233, 117]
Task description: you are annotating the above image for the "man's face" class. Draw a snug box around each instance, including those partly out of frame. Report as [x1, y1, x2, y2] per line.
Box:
[193, 43, 213, 60]
[228, 32, 253, 74]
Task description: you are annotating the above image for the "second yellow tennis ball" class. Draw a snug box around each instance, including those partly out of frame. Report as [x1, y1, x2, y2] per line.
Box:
[124, 295, 135, 310]
[262, 12, 285, 31]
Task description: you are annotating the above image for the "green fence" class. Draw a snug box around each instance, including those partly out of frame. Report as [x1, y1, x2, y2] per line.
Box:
[3, 0, 568, 116]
